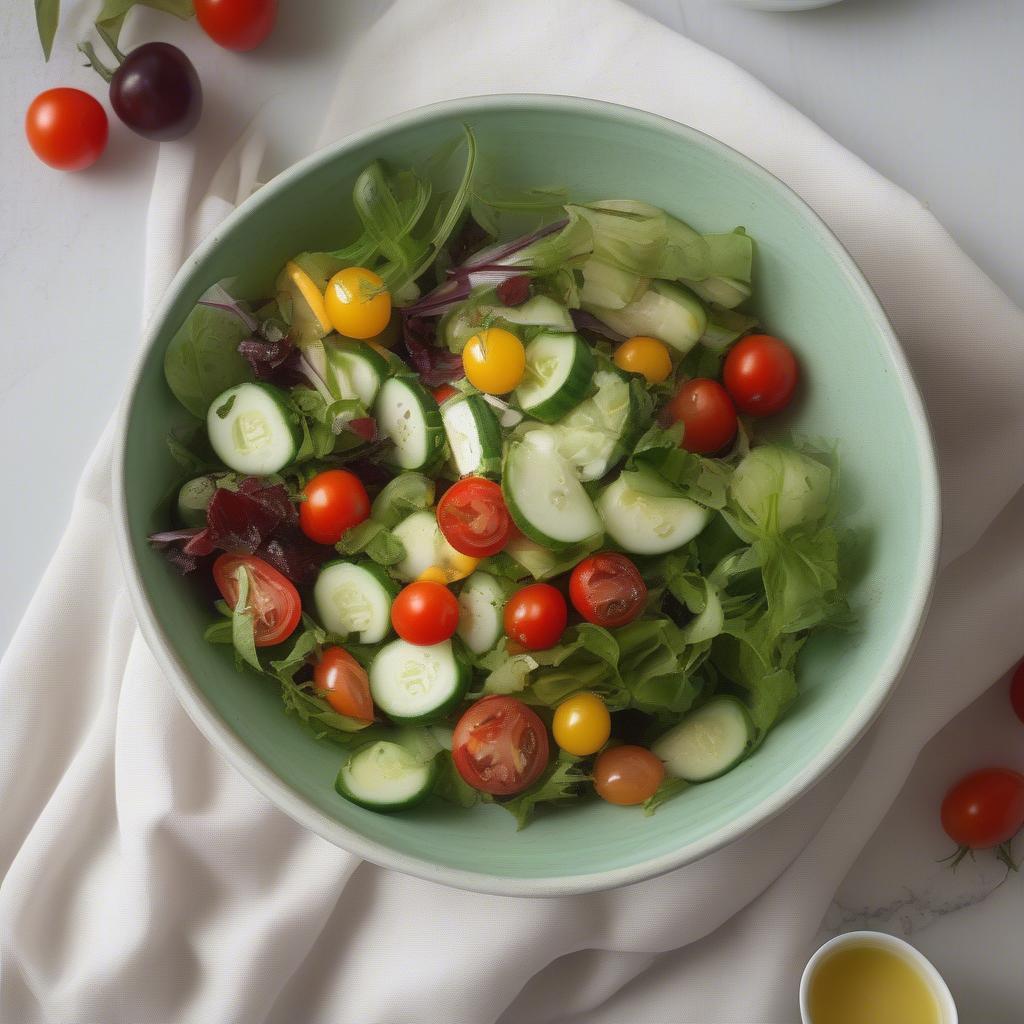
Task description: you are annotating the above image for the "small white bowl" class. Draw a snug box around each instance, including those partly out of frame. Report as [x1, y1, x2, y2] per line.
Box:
[800, 931, 957, 1024]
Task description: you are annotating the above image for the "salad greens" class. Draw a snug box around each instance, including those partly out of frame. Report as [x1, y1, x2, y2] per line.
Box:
[151, 129, 855, 829]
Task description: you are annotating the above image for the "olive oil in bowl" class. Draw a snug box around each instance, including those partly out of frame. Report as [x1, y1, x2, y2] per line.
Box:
[800, 932, 956, 1024]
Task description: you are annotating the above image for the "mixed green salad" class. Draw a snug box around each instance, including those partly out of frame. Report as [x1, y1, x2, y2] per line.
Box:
[152, 129, 852, 826]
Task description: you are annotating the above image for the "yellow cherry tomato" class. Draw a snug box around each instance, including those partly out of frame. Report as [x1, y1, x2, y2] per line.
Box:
[613, 336, 673, 384]
[552, 691, 611, 756]
[417, 566, 449, 585]
[324, 267, 392, 340]
[462, 327, 526, 394]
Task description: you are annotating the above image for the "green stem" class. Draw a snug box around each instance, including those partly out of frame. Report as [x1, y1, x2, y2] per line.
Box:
[77, 41, 114, 83]
[95, 22, 126, 64]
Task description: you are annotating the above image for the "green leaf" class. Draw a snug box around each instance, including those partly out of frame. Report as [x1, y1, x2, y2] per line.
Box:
[498, 755, 588, 829]
[622, 424, 733, 509]
[203, 617, 233, 645]
[95, 0, 195, 45]
[163, 304, 252, 418]
[643, 777, 689, 816]
[35, 0, 60, 60]
[231, 566, 262, 672]
[166, 424, 221, 474]
[335, 520, 406, 567]
[432, 751, 479, 808]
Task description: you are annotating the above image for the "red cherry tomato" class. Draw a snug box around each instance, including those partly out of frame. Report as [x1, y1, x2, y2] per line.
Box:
[452, 695, 550, 796]
[941, 768, 1024, 849]
[212, 553, 301, 647]
[1012, 660, 1024, 726]
[432, 384, 458, 404]
[593, 745, 665, 805]
[569, 553, 647, 628]
[313, 646, 374, 722]
[436, 477, 512, 558]
[391, 581, 460, 646]
[299, 469, 370, 545]
[723, 334, 799, 416]
[504, 583, 567, 651]
[25, 88, 108, 171]
[663, 378, 737, 454]
[195, 0, 278, 50]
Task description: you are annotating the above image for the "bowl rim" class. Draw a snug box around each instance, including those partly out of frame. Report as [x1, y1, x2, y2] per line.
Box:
[112, 93, 941, 897]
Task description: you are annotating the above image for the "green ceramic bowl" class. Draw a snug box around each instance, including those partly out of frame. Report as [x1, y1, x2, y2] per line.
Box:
[114, 96, 939, 896]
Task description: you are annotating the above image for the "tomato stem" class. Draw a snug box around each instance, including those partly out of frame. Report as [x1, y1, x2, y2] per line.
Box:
[77, 42, 115, 84]
[995, 841, 1019, 872]
[95, 23, 127, 65]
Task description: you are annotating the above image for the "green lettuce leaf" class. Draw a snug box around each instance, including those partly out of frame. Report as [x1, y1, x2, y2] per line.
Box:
[621, 423, 733, 509]
[498, 755, 588, 829]
[335, 520, 406, 567]
[643, 777, 690, 816]
[370, 473, 436, 527]
[163, 304, 252, 418]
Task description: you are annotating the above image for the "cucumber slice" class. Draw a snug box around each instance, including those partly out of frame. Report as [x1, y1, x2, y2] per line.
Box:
[325, 339, 390, 407]
[313, 560, 397, 643]
[583, 281, 707, 354]
[176, 475, 219, 527]
[503, 434, 603, 549]
[391, 510, 477, 583]
[441, 393, 503, 478]
[456, 572, 508, 654]
[481, 295, 575, 331]
[514, 331, 595, 423]
[369, 638, 469, 724]
[206, 382, 300, 475]
[597, 474, 709, 554]
[518, 367, 637, 482]
[374, 377, 446, 471]
[579, 258, 648, 310]
[335, 740, 439, 811]
[652, 697, 755, 782]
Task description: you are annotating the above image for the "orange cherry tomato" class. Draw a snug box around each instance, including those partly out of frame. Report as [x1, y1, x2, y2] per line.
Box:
[313, 646, 374, 721]
[593, 745, 665, 805]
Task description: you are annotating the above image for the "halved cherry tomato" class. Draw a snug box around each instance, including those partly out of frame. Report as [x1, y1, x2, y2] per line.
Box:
[324, 267, 391, 340]
[195, 0, 277, 51]
[25, 88, 108, 171]
[569, 553, 647, 628]
[941, 768, 1024, 850]
[723, 334, 799, 416]
[663, 378, 737, 454]
[213, 553, 301, 647]
[452, 695, 550, 795]
[613, 336, 672, 384]
[504, 583, 567, 651]
[432, 384, 459, 404]
[553, 692, 611, 756]
[1011, 660, 1024, 726]
[391, 581, 460, 646]
[461, 327, 526, 394]
[313, 646, 374, 722]
[436, 477, 511, 558]
[593, 745, 665, 805]
[299, 469, 370, 545]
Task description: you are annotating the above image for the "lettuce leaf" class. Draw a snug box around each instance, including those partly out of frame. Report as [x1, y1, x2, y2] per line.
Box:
[497, 755, 588, 829]
[621, 423, 733, 509]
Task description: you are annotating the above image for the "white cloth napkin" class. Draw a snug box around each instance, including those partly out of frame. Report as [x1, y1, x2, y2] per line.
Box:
[3, 2, 1023, 1022]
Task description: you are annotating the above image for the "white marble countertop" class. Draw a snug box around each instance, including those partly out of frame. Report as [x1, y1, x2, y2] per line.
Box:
[1, 0, 1021, 1019]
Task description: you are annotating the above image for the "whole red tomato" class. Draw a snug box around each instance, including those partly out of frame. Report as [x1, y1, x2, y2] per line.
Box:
[195, 0, 278, 50]
[25, 89, 108, 171]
